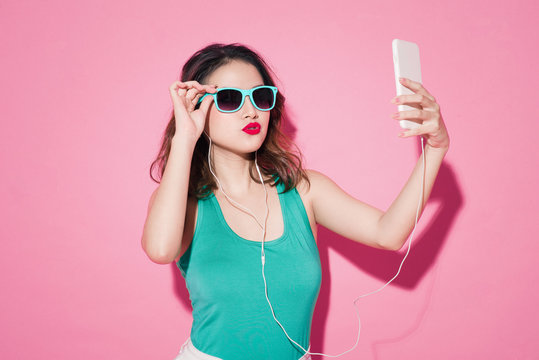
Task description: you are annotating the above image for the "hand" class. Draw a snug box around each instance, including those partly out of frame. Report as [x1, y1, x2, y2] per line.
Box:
[169, 80, 217, 142]
[390, 77, 450, 151]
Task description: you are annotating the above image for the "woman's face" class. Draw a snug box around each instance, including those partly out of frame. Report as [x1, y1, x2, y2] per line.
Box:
[203, 60, 271, 157]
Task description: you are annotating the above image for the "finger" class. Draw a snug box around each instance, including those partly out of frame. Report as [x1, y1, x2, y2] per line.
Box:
[181, 85, 204, 104]
[391, 93, 438, 110]
[189, 87, 216, 110]
[187, 91, 205, 112]
[392, 108, 433, 122]
[172, 82, 205, 102]
[185, 83, 217, 102]
[398, 78, 435, 101]
[185, 91, 197, 112]
[169, 82, 190, 118]
[170, 81, 189, 99]
[198, 94, 215, 115]
[176, 81, 217, 95]
[170, 81, 184, 93]
[185, 87, 199, 101]
[177, 80, 207, 91]
[169, 82, 185, 101]
[186, 95, 197, 113]
[181, 81, 219, 95]
[398, 126, 425, 138]
[192, 93, 203, 105]
[170, 81, 217, 113]
[204, 84, 218, 93]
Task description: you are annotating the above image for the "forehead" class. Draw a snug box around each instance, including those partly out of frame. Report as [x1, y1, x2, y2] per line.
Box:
[206, 60, 264, 89]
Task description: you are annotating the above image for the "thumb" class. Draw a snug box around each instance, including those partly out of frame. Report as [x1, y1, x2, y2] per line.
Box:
[199, 95, 214, 115]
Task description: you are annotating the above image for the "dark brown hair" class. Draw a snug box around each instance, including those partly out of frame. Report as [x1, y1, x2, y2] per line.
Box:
[149, 43, 309, 198]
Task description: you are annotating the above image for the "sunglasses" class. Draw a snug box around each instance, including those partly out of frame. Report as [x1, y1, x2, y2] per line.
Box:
[196, 85, 278, 113]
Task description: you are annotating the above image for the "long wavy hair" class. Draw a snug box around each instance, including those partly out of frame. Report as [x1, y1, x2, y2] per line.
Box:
[149, 43, 309, 198]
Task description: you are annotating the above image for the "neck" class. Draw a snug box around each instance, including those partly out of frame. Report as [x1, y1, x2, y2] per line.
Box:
[208, 143, 265, 197]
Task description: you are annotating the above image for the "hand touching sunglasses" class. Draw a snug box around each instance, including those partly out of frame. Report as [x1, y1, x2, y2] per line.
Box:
[197, 85, 278, 113]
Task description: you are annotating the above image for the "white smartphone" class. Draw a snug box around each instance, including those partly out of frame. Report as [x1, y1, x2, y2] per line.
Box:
[392, 39, 422, 129]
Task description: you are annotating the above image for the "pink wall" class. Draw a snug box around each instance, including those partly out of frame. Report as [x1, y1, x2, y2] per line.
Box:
[1, 0, 538, 359]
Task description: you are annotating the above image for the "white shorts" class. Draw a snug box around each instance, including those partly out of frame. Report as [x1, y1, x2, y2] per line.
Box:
[173, 338, 312, 360]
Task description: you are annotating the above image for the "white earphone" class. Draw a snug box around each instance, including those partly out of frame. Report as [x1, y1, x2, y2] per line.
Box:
[205, 133, 426, 357]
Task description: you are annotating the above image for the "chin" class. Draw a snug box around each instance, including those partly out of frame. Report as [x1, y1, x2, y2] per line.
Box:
[240, 138, 266, 154]
[230, 135, 267, 156]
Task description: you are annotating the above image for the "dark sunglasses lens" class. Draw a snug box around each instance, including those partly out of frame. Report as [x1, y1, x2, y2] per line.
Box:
[252, 87, 275, 110]
[216, 89, 242, 111]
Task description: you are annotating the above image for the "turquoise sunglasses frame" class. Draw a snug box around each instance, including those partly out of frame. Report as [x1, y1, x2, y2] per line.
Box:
[196, 85, 278, 113]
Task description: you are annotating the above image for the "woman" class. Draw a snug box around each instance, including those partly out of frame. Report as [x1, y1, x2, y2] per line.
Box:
[141, 43, 449, 360]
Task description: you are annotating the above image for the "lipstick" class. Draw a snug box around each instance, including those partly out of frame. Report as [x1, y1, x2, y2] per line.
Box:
[242, 122, 261, 135]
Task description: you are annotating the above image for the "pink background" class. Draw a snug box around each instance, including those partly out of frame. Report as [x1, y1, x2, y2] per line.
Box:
[1, 0, 538, 359]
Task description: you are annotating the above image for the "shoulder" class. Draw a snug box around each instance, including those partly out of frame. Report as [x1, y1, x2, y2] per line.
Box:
[294, 168, 337, 208]
[296, 169, 353, 212]
[296, 169, 334, 197]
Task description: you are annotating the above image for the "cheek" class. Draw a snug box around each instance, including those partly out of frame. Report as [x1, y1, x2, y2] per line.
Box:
[261, 116, 271, 139]
[205, 112, 236, 140]
[261, 113, 271, 127]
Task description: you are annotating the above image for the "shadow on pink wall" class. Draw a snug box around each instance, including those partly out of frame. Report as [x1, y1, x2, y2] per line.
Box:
[311, 139, 463, 358]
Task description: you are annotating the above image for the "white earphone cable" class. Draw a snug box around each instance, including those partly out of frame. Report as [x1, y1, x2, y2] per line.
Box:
[206, 135, 426, 357]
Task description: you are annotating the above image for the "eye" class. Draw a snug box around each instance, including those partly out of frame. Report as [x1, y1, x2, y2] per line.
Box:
[252, 87, 274, 109]
[216, 89, 243, 111]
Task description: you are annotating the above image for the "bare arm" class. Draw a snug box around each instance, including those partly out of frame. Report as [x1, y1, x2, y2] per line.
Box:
[141, 80, 216, 264]
[307, 144, 447, 251]
[306, 169, 387, 250]
[377, 144, 447, 250]
[380, 77, 450, 249]
[310, 77, 449, 251]
[141, 137, 196, 264]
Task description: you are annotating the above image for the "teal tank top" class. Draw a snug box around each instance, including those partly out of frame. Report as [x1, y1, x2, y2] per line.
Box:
[177, 180, 322, 360]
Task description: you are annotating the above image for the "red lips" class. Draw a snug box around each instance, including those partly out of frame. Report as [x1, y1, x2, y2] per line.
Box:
[242, 122, 261, 135]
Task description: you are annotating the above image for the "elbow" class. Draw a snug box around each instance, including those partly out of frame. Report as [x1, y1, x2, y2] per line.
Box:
[388, 241, 405, 251]
[141, 237, 178, 264]
[377, 237, 404, 251]
[147, 253, 177, 265]
[375, 224, 405, 251]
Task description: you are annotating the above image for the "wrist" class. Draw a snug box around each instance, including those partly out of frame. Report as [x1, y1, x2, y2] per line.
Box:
[425, 143, 449, 155]
[171, 134, 198, 151]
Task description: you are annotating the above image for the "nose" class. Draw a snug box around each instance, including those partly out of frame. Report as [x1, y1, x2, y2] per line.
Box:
[241, 95, 258, 118]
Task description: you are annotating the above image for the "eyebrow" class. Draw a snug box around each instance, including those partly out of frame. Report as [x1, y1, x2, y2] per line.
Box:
[213, 84, 265, 89]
